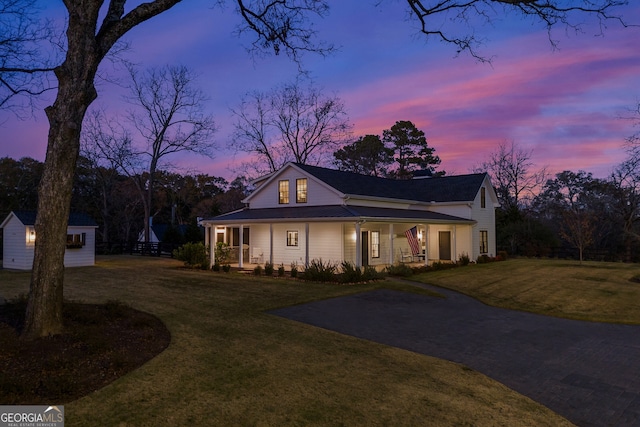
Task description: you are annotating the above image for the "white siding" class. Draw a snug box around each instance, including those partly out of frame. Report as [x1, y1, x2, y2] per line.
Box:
[470, 177, 497, 259]
[63, 226, 97, 267]
[248, 166, 343, 209]
[271, 223, 307, 267]
[308, 223, 344, 265]
[428, 204, 472, 219]
[2, 215, 32, 270]
[249, 224, 271, 263]
[1, 214, 96, 270]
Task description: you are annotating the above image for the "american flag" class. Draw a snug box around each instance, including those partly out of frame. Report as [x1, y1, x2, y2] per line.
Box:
[405, 226, 420, 256]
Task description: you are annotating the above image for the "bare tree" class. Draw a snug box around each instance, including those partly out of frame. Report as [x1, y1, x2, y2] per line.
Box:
[405, 0, 631, 62]
[232, 80, 351, 175]
[85, 65, 216, 243]
[19, 0, 331, 339]
[0, 0, 629, 338]
[0, 0, 56, 112]
[474, 141, 547, 211]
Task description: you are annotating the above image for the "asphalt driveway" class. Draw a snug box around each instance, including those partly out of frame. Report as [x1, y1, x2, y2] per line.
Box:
[270, 284, 640, 427]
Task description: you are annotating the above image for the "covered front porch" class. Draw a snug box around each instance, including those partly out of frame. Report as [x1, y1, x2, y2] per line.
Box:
[201, 206, 476, 269]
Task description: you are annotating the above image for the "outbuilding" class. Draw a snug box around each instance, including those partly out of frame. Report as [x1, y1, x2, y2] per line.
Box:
[1, 210, 98, 270]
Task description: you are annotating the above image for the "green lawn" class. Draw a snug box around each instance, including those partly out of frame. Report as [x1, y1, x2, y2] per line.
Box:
[413, 258, 640, 324]
[0, 256, 592, 426]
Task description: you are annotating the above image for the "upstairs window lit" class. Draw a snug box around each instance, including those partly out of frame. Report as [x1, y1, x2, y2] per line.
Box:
[296, 178, 307, 203]
[279, 180, 289, 204]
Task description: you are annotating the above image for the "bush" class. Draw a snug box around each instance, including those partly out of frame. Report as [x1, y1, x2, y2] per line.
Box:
[173, 242, 209, 269]
[215, 242, 230, 265]
[278, 264, 286, 277]
[264, 262, 275, 276]
[212, 262, 220, 272]
[362, 265, 383, 282]
[477, 254, 491, 264]
[222, 264, 231, 273]
[290, 262, 298, 278]
[430, 261, 458, 271]
[458, 252, 471, 266]
[302, 259, 337, 282]
[498, 251, 509, 260]
[253, 265, 263, 276]
[385, 263, 414, 277]
[340, 261, 362, 283]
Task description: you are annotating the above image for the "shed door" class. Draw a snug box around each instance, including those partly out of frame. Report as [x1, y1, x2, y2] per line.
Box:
[439, 231, 451, 261]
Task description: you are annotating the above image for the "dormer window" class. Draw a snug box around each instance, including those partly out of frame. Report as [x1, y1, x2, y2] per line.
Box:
[481, 187, 486, 209]
[278, 180, 289, 204]
[296, 178, 307, 203]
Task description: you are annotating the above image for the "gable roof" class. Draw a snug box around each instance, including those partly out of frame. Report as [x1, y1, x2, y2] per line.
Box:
[292, 163, 488, 203]
[1, 210, 98, 228]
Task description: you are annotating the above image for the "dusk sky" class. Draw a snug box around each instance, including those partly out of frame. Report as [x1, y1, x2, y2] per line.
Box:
[1, 1, 639, 181]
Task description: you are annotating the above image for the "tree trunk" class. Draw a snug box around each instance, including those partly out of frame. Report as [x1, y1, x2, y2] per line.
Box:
[22, 3, 101, 338]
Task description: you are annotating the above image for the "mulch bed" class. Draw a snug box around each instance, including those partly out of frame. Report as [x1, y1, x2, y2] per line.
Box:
[0, 300, 171, 404]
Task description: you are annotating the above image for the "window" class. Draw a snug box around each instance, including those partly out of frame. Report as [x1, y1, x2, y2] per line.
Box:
[66, 233, 86, 249]
[480, 230, 488, 254]
[286, 230, 299, 247]
[296, 178, 307, 203]
[481, 187, 486, 208]
[371, 231, 380, 258]
[278, 180, 289, 204]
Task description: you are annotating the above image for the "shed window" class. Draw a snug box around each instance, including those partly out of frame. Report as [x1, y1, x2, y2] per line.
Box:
[66, 233, 86, 249]
[279, 180, 289, 204]
[296, 178, 307, 203]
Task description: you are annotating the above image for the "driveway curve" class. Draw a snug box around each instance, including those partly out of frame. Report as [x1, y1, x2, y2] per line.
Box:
[270, 284, 640, 427]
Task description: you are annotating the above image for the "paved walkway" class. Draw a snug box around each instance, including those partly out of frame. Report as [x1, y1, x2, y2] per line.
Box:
[270, 284, 640, 427]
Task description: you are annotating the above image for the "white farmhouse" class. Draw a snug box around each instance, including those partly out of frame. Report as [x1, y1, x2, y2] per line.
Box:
[1, 211, 98, 270]
[200, 163, 499, 268]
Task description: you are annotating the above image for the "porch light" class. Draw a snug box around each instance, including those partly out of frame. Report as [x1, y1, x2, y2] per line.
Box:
[27, 228, 36, 243]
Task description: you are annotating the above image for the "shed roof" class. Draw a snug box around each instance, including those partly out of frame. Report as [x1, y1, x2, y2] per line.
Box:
[1, 210, 98, 228]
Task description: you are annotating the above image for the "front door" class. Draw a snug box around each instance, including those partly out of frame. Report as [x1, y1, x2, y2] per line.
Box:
[439, 231, 451, 261]
[361, 231, 369, 266]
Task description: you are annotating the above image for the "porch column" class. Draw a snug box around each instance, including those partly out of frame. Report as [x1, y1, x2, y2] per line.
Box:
[239, 224, 244, 268]
[453, 225, 457, 263]
[388, 223, 394, 265]
[269, 224, 273, 264]
[355, 221, 362, 268]
[424, 225, 429, 266]
[209, 224, 215, 267]
[305, 223, 310, 266]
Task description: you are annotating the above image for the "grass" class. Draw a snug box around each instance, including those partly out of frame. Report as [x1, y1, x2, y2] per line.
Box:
[412, 258, 640, 324]
[0, 255, 581, 426]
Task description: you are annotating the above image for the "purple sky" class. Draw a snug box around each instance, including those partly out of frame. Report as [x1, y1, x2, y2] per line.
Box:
[1, 1, 639, 180]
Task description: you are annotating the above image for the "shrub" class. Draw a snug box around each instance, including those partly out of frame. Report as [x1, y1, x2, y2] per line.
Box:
[302, 258, 337, 282]
[498, 251, 509, 260]
[477, 254, 491, 264]
[278, 264, 286, 277]
[222, 264, 231, 273]
[253, 265, 263, 276]
[290, 262, 298, 278]
[430, 261, 458, 271]
[264, 262, 275, 276]
[212, 262, 220, 272]
[362, 265, 383, 282]
[173, 242, 209, 269]
[385, 263, 413, 277]
[458, 252, 471, 266]
[340, 261, 362, 283]
[215, 242, 230, 265]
